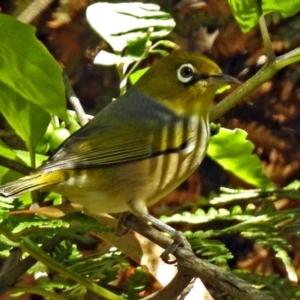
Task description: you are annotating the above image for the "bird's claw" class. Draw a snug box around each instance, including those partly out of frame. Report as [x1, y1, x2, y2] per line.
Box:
[115, 212, 131, 236]
[160, 241, 180, 264]
[160, 233, 191, 264]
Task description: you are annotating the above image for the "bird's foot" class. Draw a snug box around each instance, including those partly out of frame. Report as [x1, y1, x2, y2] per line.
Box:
[114, 212, 131, 236]
[160, 232, 191, 264]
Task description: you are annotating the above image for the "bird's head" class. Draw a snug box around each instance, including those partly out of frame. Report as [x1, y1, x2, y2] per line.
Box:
[134, 51, 239, 118]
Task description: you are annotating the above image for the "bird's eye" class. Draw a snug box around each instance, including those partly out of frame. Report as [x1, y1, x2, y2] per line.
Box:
[181, 66, 193, 77]
[177, 64, 195, 83]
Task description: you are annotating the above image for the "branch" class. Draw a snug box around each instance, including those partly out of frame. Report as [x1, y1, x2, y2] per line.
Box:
[142, 266, 195, 300]
[16, 0, 55, 23]
[210, 46, 300, 121]
[62, 70, 89, 126]
[124, 214, 275, 300]
[0, 155, 33, 175]
[6, 205, 274, 299]
[142, 264, 214, 300]
[253, 0, 276, 62]
[5, 205, 274, 299]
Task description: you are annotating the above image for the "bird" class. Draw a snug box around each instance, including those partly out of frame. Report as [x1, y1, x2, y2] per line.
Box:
[0, 51, 238, 257]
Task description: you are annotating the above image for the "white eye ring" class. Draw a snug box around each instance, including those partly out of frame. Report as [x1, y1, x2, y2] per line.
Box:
[177, 63, 195, 83]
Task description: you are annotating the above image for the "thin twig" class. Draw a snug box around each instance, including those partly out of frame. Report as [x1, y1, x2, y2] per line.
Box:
[253, 0, 276, 62]
[0, 130, 15, 138]
[16, 0, 55, 23]
[62, 71, 89, 126]
[0, 155, 33, 175]
[142, 265, 195, 300]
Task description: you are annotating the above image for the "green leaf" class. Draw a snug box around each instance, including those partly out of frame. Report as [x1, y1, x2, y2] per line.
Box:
[0, 14, 67, 152]
[94, 50, 134, 66]
[207, 127, 272, 188]
[13, 150, 48, 169]
[129, 68, 148, 85]
[0, 196, 14, 221]
[86, 2, 175, 52]
[0, 83, 50, 153]
[0, 140, 27, 184]
[228, 0, 300, 33]
[0, 139, 47, 170]
[0, 140, 47, 191]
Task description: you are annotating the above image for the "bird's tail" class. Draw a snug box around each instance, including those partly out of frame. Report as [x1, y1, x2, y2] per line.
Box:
[0, 172, 61, 198]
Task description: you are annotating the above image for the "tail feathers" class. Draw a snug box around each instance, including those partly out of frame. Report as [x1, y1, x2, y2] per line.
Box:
[0, 172, 61, 198]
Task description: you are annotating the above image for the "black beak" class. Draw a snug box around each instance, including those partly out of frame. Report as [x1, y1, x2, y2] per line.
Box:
[208, 73, 241, 85]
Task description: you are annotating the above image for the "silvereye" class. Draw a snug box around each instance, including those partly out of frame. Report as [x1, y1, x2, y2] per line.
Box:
[0, 51, 238, 255]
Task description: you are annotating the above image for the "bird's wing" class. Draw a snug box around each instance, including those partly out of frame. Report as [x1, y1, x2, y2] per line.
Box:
[38, 89, 197, 172]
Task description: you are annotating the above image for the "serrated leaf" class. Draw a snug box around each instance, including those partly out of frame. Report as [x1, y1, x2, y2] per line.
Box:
[12, 219, 67, 233]
[232, 205, 243, 215]
[207, 207, 218, 216]
[228, 0, 300, 33]
[0, 196, 14, 221]
[0, 14, 67, 152]
[219, 208, 230, 216]
[86, 2, 175, 52]
[245, 203, 256, 212]
[208, 128, 272, 188]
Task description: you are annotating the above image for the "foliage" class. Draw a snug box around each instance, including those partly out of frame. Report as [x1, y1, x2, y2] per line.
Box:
[230, 271, 300, 299]
[208, 127, 272, 188]
[86, 2, 177, 95]
[0, 14, 67, 163]
[0, 1, 300, 299]
[228, 0, 300, 32]
[86, 2, 175, 54]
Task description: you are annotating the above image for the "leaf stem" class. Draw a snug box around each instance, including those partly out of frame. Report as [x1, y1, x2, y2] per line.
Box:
[118, 27, 154, 96]
[253, 0, 276, 62]
[19, 237, 124, 300]
[8, 286, 65, 300]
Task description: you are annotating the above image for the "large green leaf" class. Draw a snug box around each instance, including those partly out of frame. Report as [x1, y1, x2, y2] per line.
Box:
[86, 2, 175, 53]
[0, 82, 51, 153]
[0, 14, 67, 152]
[207, 128, 272, 188]
[228, 0, 300, 33]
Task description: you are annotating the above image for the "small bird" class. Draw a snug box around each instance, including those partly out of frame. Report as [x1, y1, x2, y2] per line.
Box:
[0, 51, 238, 256]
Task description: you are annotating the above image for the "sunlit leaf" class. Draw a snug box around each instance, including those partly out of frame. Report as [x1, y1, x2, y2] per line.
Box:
[86, 2, 175, 52]
[0, 14, 67, 152]
[129, 68, 148, 84]
[94, 50, 135, 66]
[228, 0, 300, 32]
[208, 128, 272, 188]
